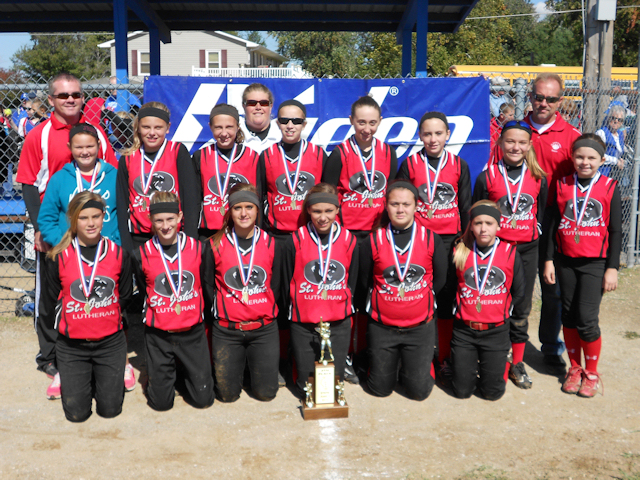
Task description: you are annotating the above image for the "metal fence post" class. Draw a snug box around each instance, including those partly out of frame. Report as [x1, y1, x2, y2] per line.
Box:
[514, 78, 527, 121]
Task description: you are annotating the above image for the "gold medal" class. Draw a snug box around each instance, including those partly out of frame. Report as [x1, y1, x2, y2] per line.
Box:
[175, 303, 181, 315]
[143, 197, 149, 211]
[574, 232, 580, 244]
[511, 218, 517, 229]
[399, 285, 405, 298]
[242, 287, 249, 304]
[220, 206, 225, 216]
[368, 197, 374, 207]
[84, 303, 92, 314]
[476, 298, 482, 313]
[427, 208, 434, 219]
[321, 289, 328, 300]
[291, 199, 297, 209]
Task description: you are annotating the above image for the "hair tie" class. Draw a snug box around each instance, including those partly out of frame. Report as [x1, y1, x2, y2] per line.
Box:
[81, 199, 105, 212]
[573, 138, 605, 158]
[306, 192, 339, 207]
[149, 202, 180, 215]
[138, 107, 170, 124]
[419, 111, 449, 130]
[470, 204, 501, 223]
[228, 191, 260, 208]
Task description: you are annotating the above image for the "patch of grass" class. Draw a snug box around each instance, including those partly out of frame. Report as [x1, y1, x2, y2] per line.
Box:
[623, 453, 640, 459]
[613, 470, 640, 480]
[624, 331, 640, 340]
[455, 465, 510, 480]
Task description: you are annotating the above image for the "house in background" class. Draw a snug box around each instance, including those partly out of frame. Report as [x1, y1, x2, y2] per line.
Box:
[98, 30, 311, 80]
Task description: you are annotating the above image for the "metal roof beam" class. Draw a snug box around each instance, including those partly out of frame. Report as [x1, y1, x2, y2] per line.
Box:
[126, 0, 171, 43]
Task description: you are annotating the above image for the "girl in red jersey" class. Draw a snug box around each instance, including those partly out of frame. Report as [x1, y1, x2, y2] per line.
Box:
[116, 102, 200, 253]
[282, 183, 359, 396]
[133, 191, 214, 411]
[40, 192, 133, 421]
[450, 201, 525, 400]
[472, 121, 548, 389]
[193, 104, 260, 239]
[258, 99, 326, 236]
[396, 111, 472, 386]
[542, 134, 621, 398]
[358, 181, 447, 400]
[207, 183, 281, 402]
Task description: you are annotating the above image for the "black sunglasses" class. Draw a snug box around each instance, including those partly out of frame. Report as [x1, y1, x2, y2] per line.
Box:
[51, 92, 83, 100]
[532, 93, 561, 104]
[610, 117, 625, 122]
[278, 117, 305, 125]
[502, 120, 531, 130]
[244, 99, 270, 107]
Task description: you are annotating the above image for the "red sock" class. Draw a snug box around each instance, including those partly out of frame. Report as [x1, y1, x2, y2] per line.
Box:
[437, 317, 454, 363]
[563, 327, 582, 367]
[581, 337, 602, 373]
[504, 361, 510, 382]
[511, 342, 525, 365]
[204, 323, 213, 364]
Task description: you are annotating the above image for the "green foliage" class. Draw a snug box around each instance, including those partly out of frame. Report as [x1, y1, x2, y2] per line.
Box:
[12, 33, 112, 80]
[242, 31, 267, 47]
[359, 32, 404, 77]
[624, 331, 640, 339]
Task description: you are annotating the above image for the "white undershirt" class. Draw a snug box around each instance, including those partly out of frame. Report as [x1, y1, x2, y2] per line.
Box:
[529, 116, 556, 134]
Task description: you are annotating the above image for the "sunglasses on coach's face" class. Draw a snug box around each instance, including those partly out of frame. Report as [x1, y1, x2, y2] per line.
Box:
[50, 92, 83, 100]
[278, 117, 305, 125]
[532, 93, 561, 104]
[244, 99, 271, 107]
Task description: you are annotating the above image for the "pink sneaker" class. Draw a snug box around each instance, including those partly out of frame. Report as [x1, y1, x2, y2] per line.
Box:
[578, 370, 603, 398]
[561, 365, 583, 394]
[124, 363, 136, 392]
[46, 373, 61, 400]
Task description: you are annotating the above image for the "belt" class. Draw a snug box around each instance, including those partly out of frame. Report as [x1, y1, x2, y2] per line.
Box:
[166, 326, 193, 334]
[218, 319, 270, 331]
[83, 335, 108, 342]
[463, 320, 505, 331]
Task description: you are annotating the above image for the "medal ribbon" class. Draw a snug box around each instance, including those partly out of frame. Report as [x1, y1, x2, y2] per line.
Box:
[232, 227, 258, 288]
[140, 139, 168, 196]
[74, 237, 104, 300]
[213, 143, 238, 205]
[472, 239, 500, 298]
[387, 222, 417, 284]
[309, 222, 337, 286]
[351, 136, 377, 192]
[153, 232, 184, 303]
[278, 140, 306, 197]
[499, 159, 527, 221]
[421, 150, 447, 204]
[74, 161, 100, 193]
[572, 172, 600, 230]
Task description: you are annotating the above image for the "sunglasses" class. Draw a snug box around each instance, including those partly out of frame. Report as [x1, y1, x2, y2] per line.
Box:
[502, 120, 531, 130]
[611, 117, 625, 122]
[278, 117, 305, 125]
[51, 92, 83, 100]
[244, 99, 270, 107]
[532, 93, 561, 104]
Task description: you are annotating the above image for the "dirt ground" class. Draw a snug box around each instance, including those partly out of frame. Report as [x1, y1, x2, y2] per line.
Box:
[1, 269, 640, 480]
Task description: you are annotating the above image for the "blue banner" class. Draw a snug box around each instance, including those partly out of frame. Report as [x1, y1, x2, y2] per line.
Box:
[144, 76, 490, 181]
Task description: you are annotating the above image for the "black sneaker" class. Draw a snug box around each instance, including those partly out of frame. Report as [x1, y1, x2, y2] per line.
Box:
[543, 354, 567, 376]
[344, 355, 359, 385]
[509, 362, 533, 389]
[436, 358, 453, 389]
[37, 362, 58, 379]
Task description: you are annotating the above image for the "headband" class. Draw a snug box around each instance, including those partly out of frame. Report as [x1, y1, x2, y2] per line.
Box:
[420, 111, 449, 130]
[210, 104, 239, 123]
[573, 138, 605, 158]
[470, 204, 501, 223]
[278, 99, 307, 117]
[69, 123, 99, 142]
[306, 192, 339, 207]
[138, 107, 170, 124]
[501, 120, 532, 137]
[387, 181, 419, 200]
[149, 202, 180, 215]
[228, 191, 260, 208]
[81, 199, 105, 212]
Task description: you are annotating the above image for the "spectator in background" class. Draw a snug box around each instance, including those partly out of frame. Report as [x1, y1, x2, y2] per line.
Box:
[490, 102, 515, 151]
[83, 95, 105, 126]
[490, 77, 510, 118]
[12, 92, 36, 125]
[105, 76, 141, 114]
[559, 98, 580, 128]
[18, 99, 48, 138]
[596, 105, 628, 178]
[103, 109, 134, 159]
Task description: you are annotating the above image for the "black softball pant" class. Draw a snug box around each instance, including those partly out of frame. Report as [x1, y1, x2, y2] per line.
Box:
[436, 234, 457, 320]
[290, 317, 351, 396]
[510, 239, 539, 344]
[451, 321, 510, 401]
[555, 254, 605, 342]
[366, 318, 436, 401]
[144, 323, 214, 411]
[212, 320, 279, 402]
[56, 331, 126, 422]
[35, 252, 57, 369]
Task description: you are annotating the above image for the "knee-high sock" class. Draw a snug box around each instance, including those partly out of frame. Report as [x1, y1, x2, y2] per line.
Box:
[563, 327, 582, 368]
[437, 317, 454, 363]
[511, 342, 525, 365]
[581, 337, 601, 373]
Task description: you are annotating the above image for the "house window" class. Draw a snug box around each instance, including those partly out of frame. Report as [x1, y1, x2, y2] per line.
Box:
[207, 50, 221, 69]
[138, 51, 150, 75]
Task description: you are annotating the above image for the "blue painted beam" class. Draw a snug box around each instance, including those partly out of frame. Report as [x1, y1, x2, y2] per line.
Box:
[125, 0, 171, 44]
[401, 27, 412, 77]
[149, 27, 161, 76]
[395, 0, 417, 43]
[113, 0, 129, 83]
[415, 0, 427, 77]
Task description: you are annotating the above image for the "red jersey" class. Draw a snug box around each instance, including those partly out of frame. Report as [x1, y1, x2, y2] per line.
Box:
[57, 238, 123, 339]
[289, 223, 356, 323]
[16, 113, 117, 200]
[336, 137, 394, 231]
[198, 144, 259, 230]
[263, 141, 324, 232]
[210, 228, 278, 323]
[368, 224, 437, 328]
[490, 118, 501, 152]
[555, 173, 616, 258]
[485, 161, 542, 243]
[125, 140, 181, 235]
[402, 150, 463, 234]
[138, 234, 204, 331]
[454, 240, 516, 324]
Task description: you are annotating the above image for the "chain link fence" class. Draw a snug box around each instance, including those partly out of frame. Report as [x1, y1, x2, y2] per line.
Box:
[0, 72, 637, 314]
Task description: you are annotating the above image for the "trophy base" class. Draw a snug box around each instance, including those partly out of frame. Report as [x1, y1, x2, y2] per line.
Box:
[301, 374, 349, 421]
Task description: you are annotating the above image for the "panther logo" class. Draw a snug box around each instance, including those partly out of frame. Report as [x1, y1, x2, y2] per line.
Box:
[153, 271, 196, 298]
[563, 197, 603, 223]
[349, 171, 387, 194]
[207, 173, 249, 196]
[133, 171, 176, 195]
[382, 264, 426, 287]
[497, 193, 535, 217]
[417, 182, 456, 205]
[70, 276, 116, 304]
[303, 260, 346, 285]
[463, 266, 506, 291]
[275, 171, 315, 196]
[224, 265, 268, 291]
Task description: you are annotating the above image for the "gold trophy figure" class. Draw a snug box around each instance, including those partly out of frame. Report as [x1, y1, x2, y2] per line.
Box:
[316, 319, 335, 365]
[304, 381, 314, 408]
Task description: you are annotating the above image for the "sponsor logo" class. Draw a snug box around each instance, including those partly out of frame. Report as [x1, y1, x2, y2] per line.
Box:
[349, 170, 387, 195]
[551, 141, 561, 152]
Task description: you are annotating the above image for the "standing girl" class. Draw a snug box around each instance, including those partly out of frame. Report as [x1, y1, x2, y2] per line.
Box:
[207, 183, 281, 402]
[193, 104, 259, 239]
[282, 183, 359, 396]
[450, 201, 525, 400]
[396, 111, 472, 384]
[359, 181, 447, 400]
[133, 192, 214, 411]
[116, 102, 200, 253]
[40, 192, 133, 421]
[542, 134, 621, 397]
[472, 120, 548, 389]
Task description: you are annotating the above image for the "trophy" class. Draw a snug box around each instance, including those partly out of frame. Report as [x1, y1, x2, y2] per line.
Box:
[301, 318, 349, 420]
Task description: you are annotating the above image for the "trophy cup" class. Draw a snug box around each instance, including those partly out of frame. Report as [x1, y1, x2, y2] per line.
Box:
[301, 318, 349, 420]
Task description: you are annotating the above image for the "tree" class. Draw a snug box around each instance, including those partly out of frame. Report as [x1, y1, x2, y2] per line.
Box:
[12, 33, 112, 80]
[242, 31, 267, 47]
